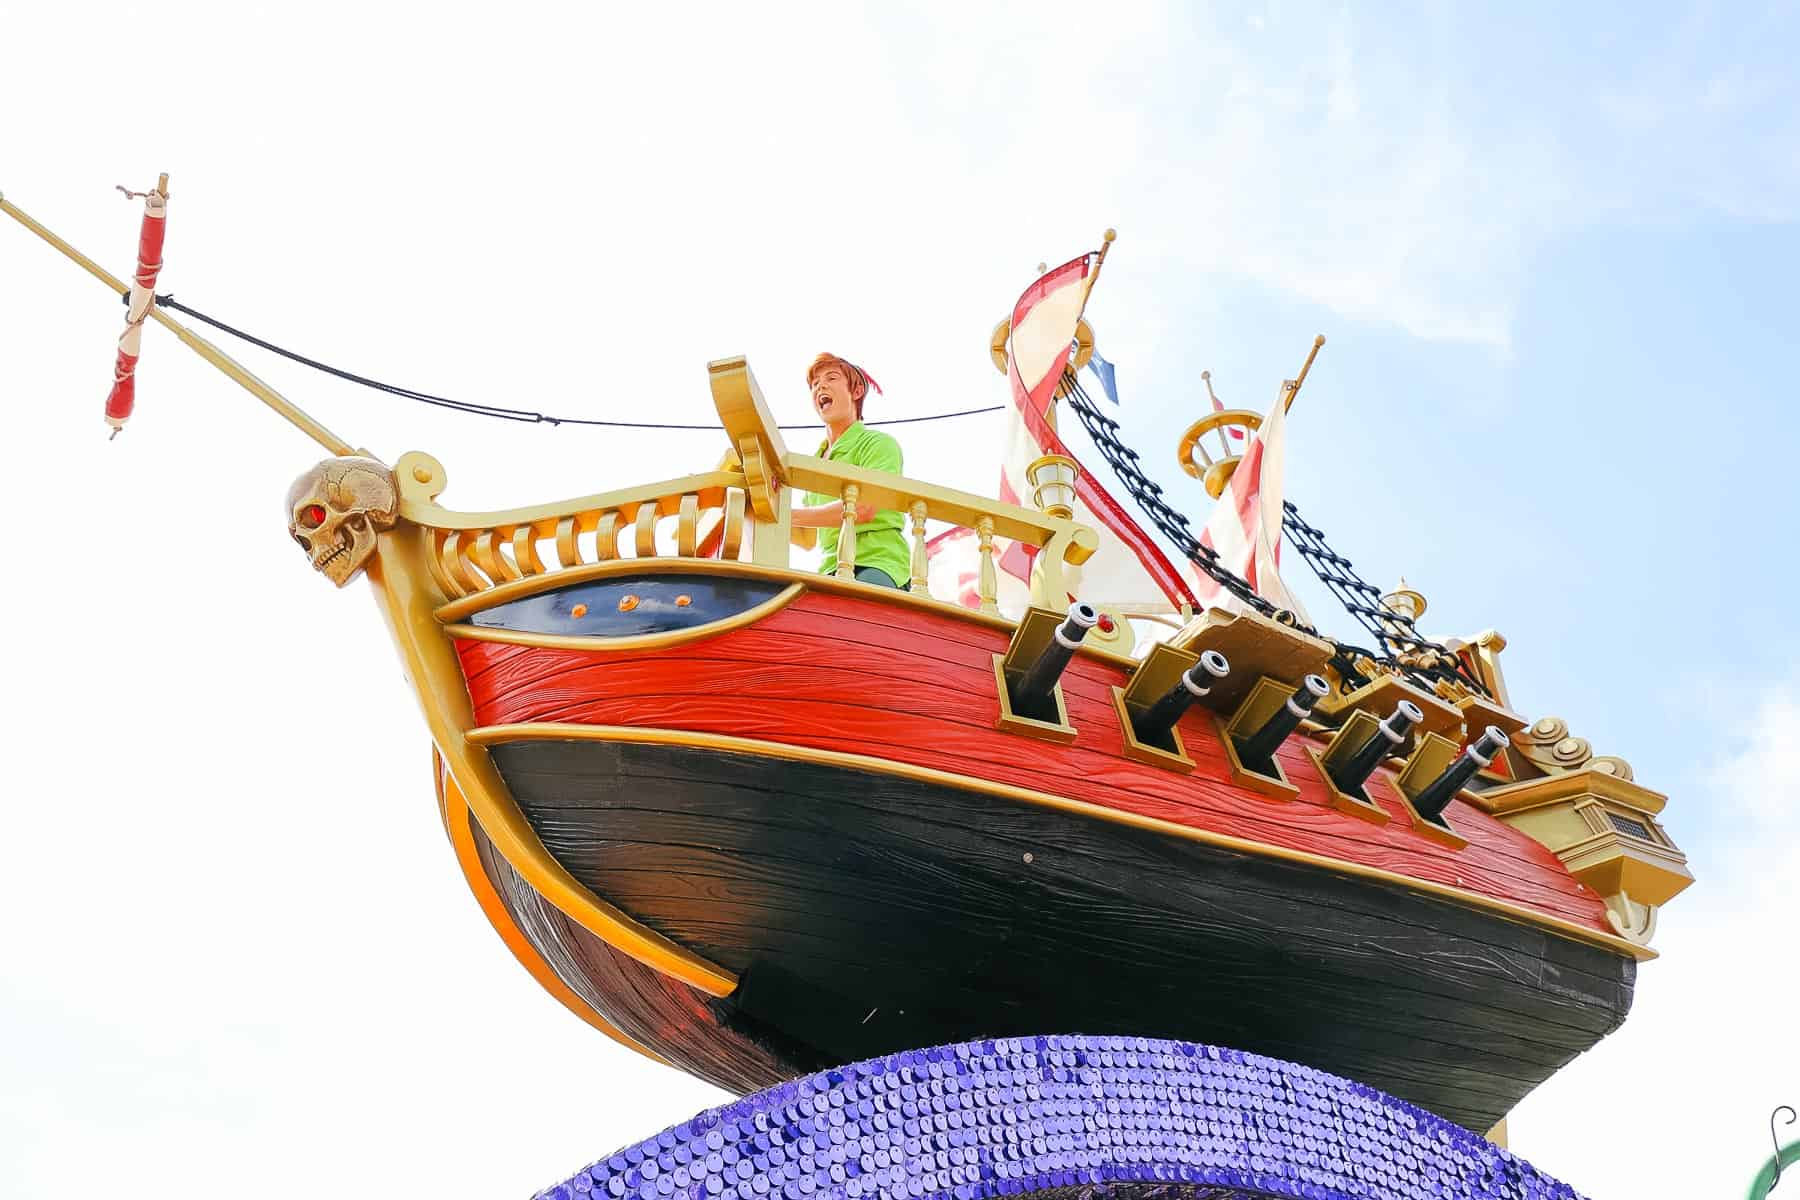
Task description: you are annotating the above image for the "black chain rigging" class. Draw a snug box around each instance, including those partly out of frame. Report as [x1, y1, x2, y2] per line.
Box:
[1279, 503, 1490, 697]
[1060, 370, 1288, 622]
[1059, 368, 1488, 699]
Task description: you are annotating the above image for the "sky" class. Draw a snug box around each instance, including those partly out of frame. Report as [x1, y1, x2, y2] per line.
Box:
[2, 2, 1796, 1196]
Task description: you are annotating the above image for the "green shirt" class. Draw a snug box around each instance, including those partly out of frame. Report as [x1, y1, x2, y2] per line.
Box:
[804, 420, 910, 586]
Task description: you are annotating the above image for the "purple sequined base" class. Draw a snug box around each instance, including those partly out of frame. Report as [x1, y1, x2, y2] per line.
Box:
[537, 1036, 1583, 1200]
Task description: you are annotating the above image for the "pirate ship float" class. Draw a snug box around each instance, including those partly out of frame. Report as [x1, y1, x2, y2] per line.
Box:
[7, 184, 1696, 1196]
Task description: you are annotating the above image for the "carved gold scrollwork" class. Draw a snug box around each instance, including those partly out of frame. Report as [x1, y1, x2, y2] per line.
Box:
[555, 516, 581, 569]
[439, 530, 484, 594]
[738, 434, 777, 522]
[425, 529, 463, 599]
[634, 504, 659, 558]
[720, 490, 746, 561]
[510, 526, 544, 576]
[1515, 716, 1634, 780]
[595, 511, 620, 562]
[469, 530, 521, 583]
[678, 494, 699, 558]
[1603, 894, 1658, 944]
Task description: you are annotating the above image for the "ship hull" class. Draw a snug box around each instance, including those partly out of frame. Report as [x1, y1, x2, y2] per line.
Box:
[465, 734, 1630, 1134]
[369, 541, 1642, 1136]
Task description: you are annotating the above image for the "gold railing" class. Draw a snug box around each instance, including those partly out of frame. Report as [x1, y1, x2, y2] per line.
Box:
[774, 453, 1096, 612]
[393, 356, 1098, 609]
[395, 452, 748, 601]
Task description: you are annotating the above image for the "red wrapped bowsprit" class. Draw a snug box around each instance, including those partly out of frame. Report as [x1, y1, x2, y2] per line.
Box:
[105, 175, 169, 437]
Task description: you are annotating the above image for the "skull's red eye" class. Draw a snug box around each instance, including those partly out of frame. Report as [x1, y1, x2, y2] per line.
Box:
[299, 504, 326, 529]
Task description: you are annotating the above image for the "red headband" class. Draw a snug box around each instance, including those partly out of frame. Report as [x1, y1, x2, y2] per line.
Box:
[851, 363, 884, 396]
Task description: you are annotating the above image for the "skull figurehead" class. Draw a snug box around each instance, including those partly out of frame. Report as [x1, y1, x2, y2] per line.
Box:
[286, 456, 399, 586]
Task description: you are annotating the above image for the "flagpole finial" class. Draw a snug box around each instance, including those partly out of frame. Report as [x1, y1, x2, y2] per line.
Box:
[1284, 335, 1328, 413]
[1103, 228, 1116, 243]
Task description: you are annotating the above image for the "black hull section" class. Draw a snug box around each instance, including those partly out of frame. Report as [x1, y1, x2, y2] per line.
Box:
[486, 739, 1634, 1132]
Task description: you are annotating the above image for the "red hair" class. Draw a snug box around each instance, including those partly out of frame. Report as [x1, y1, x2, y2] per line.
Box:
[806, 352, 881, 417]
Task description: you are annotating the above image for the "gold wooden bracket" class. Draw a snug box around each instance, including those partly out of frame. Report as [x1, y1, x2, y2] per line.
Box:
[1392, 733, 1470, 849]
[992, 607, 1080, 743]
[1110, 641, 1203, 769]
[1457, 694, 1529, 779]
[1214, 677, 1304, 802]
[1304, 710, 1393, 826]
[709, 356, 787, 521]
[1169, 606, 1332, 713]
[1317, 673, 1461, 741]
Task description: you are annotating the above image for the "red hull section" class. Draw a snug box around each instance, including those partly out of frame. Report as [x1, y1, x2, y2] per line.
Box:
[456, 589, 1610, 934]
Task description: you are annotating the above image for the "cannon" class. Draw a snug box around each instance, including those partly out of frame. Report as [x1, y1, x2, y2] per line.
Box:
[1131, 649, 1231, 746]
[1328, 699, 1426, 796]
[1008, 602, 1100, 717]
[1235, 673, 1330, 768]
[1413, 725, 1511, 822]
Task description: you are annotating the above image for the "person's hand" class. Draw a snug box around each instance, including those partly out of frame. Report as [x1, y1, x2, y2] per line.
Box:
[854, 502, 877, 522]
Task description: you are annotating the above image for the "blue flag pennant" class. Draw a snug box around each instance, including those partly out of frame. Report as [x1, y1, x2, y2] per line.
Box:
[1086, 351, 1120, 405]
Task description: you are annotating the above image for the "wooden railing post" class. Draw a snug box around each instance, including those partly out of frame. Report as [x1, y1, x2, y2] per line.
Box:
[976, 516, 998, 615]
[908, 501, 929, 595]
[837, 483, 860, 580]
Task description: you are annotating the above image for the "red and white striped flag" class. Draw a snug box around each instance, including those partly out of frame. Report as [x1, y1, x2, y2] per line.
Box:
[929, 252, 1197, 617]
[1190, 381, 1312, 621]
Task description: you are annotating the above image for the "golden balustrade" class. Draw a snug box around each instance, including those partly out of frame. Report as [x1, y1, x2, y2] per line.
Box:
[775, 452, 1097, 610]
[392, 356, 1100, 611]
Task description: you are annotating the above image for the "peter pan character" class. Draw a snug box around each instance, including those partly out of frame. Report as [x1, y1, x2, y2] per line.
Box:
[791, 352, 909, 590]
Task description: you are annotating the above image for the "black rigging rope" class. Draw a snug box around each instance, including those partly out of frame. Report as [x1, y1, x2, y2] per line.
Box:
[1059, 367, 1489, 699]
[141, 292, 1004, 431]
[1279, 503, 1492, 697]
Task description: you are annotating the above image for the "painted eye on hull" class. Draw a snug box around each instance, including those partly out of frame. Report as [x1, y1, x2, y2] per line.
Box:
[471, 575, 790, 638]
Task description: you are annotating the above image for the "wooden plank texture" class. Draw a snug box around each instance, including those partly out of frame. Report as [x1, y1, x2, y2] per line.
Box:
[455, 590, 1611, 930]
[468, 812, 814, 1094]
[485, 738, 1635, 1134]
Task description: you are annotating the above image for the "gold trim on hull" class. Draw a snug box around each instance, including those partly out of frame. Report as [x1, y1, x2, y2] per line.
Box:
[367, 527, 740, 997]
[438, 760, 668, 1062]
[464, 721, 1656, 963]
[444, 584, 805, 653]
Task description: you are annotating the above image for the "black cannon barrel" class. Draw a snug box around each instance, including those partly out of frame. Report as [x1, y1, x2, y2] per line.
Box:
[1236, 674, 1331, 767]
[1012, 602, 1100, 716]
[1134, 650, 1231, 746]
[1328, 699, 1426, 796]
[1412, 725, 1511, 823]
